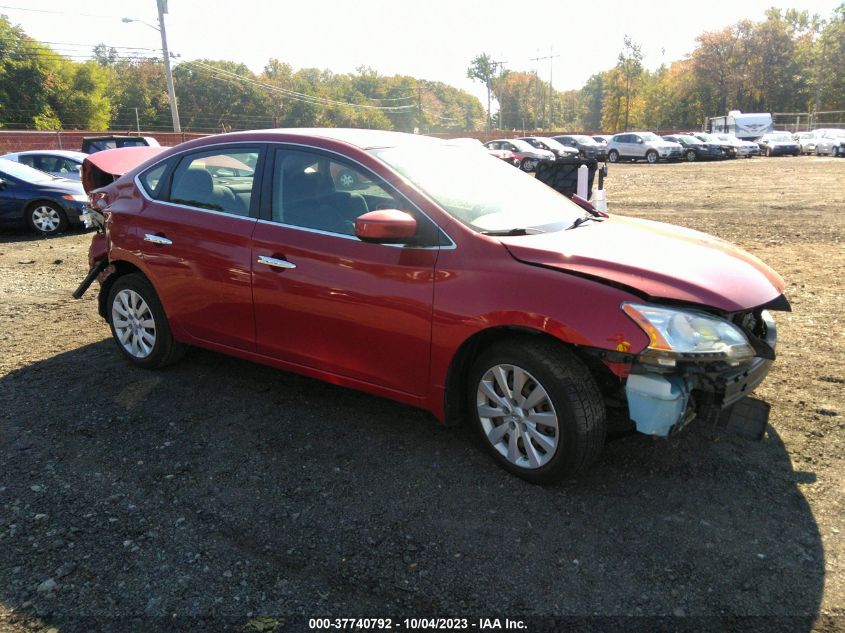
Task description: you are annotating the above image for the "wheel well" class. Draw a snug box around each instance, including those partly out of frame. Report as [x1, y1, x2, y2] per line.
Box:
[442, 327, 619, 426]
[98, 260, 146, 320]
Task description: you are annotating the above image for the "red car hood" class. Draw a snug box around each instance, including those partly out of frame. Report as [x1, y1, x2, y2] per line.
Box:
[499, 215, 785, 312]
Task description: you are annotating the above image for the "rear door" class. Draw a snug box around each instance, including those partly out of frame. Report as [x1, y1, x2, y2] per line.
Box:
[250, 146, 441, 395]
[133, 145, 263, 351]
[613, 135, 629, 157]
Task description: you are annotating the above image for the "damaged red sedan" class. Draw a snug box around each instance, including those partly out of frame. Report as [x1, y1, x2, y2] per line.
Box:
[76, 129, 789, 483]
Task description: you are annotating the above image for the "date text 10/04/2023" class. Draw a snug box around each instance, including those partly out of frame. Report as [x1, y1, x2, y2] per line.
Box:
[307, 618, 527, 630]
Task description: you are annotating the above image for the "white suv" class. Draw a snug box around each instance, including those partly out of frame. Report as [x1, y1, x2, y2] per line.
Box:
[606, 132, 683, 164]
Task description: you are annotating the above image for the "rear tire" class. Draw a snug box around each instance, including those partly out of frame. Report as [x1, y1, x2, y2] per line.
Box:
[468, 337, 606, 484]
[107, 273, 184, 369]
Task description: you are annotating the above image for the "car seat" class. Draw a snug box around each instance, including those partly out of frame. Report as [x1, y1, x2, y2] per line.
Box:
[171, 167, 245, 215]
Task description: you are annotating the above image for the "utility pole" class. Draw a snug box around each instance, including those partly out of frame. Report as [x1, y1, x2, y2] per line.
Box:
[417, 83, 423, 134]
[122, 1, 181, 133]
[531, 48, 560, 130]
[134, 107, 141, 134]
[156, 0, 181, 133]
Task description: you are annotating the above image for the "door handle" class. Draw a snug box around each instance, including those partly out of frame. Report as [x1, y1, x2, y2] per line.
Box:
[144, 233, 172, 246]
[257, 255, 296, 270]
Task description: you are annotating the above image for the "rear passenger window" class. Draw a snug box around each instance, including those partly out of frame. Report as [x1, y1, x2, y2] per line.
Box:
[168, 149, 259, 216]
[139, 162, 169, 198]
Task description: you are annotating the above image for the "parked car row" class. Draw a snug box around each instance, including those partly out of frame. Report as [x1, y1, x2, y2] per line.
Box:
[793, 128, 845, 156]
[483, 135, 606, 172]
[593, 128, 844, 163]
[0, 136, 161, 236]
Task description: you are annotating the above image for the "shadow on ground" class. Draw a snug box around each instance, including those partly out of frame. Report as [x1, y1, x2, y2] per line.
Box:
[0, 341, 825, 631]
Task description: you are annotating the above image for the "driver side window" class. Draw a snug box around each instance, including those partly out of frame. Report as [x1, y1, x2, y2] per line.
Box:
[270, 149, 403, 237]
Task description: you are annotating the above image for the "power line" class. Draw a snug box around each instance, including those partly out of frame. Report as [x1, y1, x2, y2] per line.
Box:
[0, 4, 131, 20]
[181, 60, 417, 112]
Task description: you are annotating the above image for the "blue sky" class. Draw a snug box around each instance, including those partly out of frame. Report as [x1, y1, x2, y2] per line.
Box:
[3, 0, 842, 103]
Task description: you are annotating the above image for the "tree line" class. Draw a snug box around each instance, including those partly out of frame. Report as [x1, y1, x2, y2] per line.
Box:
[0, 15, 484, 133]
[1, 5, 843, 135]
[470, 4, 845, 133]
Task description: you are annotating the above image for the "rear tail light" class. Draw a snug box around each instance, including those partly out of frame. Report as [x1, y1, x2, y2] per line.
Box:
[89, 191, 109, 210]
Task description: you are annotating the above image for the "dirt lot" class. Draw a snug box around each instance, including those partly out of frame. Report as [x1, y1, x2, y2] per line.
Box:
[1, 156, 843, 632]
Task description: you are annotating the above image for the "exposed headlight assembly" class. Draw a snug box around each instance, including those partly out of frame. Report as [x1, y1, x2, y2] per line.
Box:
[622, 302, 755, 367]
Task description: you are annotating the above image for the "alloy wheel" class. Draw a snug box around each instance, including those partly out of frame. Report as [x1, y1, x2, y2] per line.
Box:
[476, 364, 559, 469]
[112, 289, 157, 359]
[30, 205, 62, 234]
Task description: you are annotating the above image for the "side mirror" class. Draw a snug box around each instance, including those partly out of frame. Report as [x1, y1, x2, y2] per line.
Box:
[637, 138, 644, 144]
[355, 210, 417, 244]
[0, 178, 5, 189]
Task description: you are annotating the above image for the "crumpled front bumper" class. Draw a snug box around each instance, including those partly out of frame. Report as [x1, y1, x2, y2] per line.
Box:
[624, 311, 778, 437]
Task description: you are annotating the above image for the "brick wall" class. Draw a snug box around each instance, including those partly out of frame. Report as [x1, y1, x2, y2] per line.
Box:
[0, 130, 208, 153]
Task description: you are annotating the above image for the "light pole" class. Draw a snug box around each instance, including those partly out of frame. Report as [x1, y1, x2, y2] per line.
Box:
[122, 0, 181, 133]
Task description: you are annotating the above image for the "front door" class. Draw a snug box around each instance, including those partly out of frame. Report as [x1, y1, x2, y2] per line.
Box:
[251, 147, 439, 396]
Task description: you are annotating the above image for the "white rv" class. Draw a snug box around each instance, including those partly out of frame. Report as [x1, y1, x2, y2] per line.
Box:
[706, 111, 774, 140]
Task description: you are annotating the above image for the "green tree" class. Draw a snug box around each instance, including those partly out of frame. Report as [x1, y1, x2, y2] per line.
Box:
[467, 53, 498, 129]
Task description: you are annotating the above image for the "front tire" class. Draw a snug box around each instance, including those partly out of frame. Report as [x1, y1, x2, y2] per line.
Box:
[27, 202, 67, 236]
[645, 150, 658, 164]
[685, 150, 697, 162]
[468, 337, 606, 484]
[107, 273, 184, 369]
[607, 149, 619, 163]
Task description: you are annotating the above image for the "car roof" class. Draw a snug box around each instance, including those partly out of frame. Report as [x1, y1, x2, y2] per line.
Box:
[6, 149, 88, 160]
[214, 128, 447, 151]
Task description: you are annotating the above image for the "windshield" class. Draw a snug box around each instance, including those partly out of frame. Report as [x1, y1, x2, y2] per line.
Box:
[696, 133, 717, 142]
[766, 134, 793, 142]
[572, 135, 596, 144]
[677, 135, 702, 144]
[509, 139, 535, 153]
[533, 137, 566, 151]
[716, 134, 738, 142]
[373, 145, 583, 233]
[0, 159, 56, 183]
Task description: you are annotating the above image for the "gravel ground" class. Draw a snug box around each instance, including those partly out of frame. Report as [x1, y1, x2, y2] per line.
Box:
[1, 156, 843, 633]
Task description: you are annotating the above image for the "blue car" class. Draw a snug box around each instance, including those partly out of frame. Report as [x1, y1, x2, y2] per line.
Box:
[0, 158, 88, 235]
